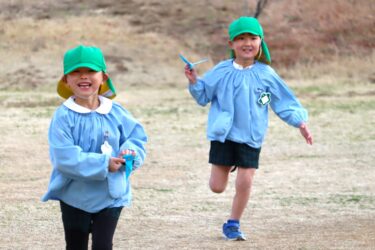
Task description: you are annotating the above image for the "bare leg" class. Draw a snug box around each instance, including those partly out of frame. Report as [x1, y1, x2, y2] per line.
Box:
[230, 168, 256, 220]
[209, 164, 231, 193]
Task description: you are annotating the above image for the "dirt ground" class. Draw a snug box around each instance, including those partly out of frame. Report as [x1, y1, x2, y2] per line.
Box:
[1, 78, 374, 249]
[0, 0, 374, 249]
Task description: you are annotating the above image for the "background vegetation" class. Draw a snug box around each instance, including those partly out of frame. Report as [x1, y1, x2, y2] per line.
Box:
[0, 0, 374, 249]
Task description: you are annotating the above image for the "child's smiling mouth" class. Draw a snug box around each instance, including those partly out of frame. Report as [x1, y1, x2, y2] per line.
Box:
[78, 83, 92, 88]
[242, 47, 254, 52]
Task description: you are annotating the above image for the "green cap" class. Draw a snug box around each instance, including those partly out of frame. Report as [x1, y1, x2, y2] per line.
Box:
[228, 16, 271, 64]
[57, 45, 116, 99]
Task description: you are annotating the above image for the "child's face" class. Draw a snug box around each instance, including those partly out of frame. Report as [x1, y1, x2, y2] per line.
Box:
[229, 33, 261, 64]
[63, 67, 108, 100]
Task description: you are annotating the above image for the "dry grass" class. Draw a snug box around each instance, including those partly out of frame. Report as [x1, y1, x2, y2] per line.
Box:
[0, 15, 203, 92]
[0, 0, 374, 249]
[1, 0, 374, 66]
[0, 72, 374, 249]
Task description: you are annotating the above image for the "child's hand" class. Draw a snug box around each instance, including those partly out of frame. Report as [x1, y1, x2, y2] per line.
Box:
[299, 123, 313, 145]
[119, 149, 136, 158]
[108, 157, 125, 172]
[120, 149, 136, 178]
[184, 65, 198, 84]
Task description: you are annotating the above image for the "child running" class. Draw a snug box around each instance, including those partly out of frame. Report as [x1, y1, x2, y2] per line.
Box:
[42, 45, 147, 249]
[183, 16, 313, 241]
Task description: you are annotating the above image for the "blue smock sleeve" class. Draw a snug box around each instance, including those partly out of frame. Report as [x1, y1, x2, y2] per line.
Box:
[188, 62, 229, 106]
[188, 78, 214, 106]
[265, 68, 308, 127]
[118, 110, 147, 170]
[48, 113, 109, 181]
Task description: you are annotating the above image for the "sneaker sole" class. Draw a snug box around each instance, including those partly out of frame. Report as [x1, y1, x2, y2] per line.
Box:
[223, 235, 246, 241]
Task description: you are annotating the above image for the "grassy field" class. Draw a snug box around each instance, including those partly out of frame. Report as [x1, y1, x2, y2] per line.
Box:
[0, 0, 374, 249]
[0, 54, 374, 249]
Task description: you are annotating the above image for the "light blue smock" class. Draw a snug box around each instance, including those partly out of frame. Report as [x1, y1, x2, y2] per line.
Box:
[189, 60, 308, 148]
[42, 96, 147, 213]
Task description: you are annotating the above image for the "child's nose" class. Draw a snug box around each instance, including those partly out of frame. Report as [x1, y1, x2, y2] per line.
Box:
[244, 38, 252, 44]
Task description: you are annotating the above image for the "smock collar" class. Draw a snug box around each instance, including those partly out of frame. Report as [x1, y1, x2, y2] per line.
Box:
[63, 95, 112, 114]
[232, 60, 254, 70]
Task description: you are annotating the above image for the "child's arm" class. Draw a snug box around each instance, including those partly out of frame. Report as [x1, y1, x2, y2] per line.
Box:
[184, 65, 211, 105]
[48, 118, 110, 181]
[117, 149, 136, 178]
[118, 111, 147, 171]
[264, 67, 313, 145]
[108, 156, 126, 172]
[299, 123, 313, 145]
[265, 69, 308, 126]
[119, 129, 147, 171]
[185, 64, 221, 106]
[184, 65, 198, 84]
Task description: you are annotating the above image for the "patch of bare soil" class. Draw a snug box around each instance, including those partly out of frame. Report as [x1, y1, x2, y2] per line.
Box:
[0, 84, 374, 249]
[0, 1, 374, 249]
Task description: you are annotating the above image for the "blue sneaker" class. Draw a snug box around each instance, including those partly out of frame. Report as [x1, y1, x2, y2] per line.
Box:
[222, 220, 246, 241]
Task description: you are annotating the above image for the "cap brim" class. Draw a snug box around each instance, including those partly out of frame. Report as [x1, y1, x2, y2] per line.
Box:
[64, 63, 103, 75]
[230, 30, 261, 41]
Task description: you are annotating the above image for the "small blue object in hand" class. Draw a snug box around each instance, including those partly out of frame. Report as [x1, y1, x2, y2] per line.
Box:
[123, 154, 135, 179]
[178, 53, 208, 69]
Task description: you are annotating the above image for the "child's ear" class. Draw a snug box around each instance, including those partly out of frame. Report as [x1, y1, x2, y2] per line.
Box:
[228, 40, 234, 49]
[61, 75, 67, 83]
[103, 73, 109, 83]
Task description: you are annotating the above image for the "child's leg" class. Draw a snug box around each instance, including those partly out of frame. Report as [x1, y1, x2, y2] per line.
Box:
[230, 168, 256, 220]
[209, 164, 231, 193]
[91, 206, 123, 250]
[60, 201, 91, 250]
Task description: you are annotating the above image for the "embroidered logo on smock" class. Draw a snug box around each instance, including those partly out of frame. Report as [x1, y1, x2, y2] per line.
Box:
[258, 92, 271, 105]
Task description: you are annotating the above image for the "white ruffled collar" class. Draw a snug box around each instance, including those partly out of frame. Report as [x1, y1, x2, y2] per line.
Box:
[63, 96, 112, 114]
[232, 60, 254, 70]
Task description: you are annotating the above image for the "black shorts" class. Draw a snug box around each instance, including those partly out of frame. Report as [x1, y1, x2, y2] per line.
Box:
[209, 140, 261, 169]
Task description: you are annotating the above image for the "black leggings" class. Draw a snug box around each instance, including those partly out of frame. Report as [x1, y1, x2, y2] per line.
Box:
[60, 201, 123, 250]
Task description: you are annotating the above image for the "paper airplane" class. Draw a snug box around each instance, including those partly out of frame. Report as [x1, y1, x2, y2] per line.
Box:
[179, 53, 208, 69]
